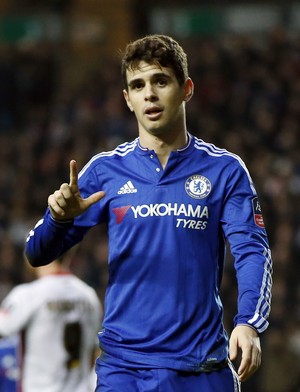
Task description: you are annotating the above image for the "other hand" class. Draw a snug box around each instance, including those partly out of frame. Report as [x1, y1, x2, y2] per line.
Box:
[229, 324, 261, 382]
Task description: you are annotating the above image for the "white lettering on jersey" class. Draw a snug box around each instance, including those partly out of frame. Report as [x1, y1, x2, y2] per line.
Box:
[131, 203, 209, 219]
[176, 219, 207, 230]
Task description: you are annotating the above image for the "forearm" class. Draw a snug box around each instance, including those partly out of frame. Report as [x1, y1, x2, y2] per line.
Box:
[25, 209, 85, 266]
[230, 231, 273, 333]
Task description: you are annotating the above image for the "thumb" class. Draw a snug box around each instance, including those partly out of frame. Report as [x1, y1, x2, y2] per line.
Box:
[84, 191, 105, 208]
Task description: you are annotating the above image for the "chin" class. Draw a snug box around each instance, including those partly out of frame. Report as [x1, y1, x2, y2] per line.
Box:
[146, 124, 169, 136]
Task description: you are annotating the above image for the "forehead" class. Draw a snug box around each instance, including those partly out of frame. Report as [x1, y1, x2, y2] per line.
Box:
[126, 61, 176, 82]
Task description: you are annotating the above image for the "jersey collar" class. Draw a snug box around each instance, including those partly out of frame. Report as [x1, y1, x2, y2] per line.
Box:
[136, 133, 194, 155]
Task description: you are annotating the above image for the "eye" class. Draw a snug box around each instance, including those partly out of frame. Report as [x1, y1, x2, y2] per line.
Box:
[131, 81, 144, 91]
[157, 78, 167, 87]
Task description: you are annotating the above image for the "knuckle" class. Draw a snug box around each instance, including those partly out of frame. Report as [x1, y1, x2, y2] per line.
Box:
[60, 183, 69, 191]
[54, 190, 61, 197]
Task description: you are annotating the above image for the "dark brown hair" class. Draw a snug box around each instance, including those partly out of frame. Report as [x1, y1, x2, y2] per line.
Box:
[121, 34, 189, 90]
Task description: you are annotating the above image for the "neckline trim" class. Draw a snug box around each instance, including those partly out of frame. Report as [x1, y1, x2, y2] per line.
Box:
[137, 133, 193, 154]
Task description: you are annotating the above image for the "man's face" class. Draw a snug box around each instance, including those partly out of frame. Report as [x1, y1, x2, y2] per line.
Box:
[123, 61, 191, 137]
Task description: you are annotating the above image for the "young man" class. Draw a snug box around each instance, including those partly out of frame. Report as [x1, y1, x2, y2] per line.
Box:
[0, 255, 102, 392]
[25, 35, 272, 391]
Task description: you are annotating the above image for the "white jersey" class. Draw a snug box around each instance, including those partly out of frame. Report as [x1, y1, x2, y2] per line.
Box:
[0, 272, 102, 392]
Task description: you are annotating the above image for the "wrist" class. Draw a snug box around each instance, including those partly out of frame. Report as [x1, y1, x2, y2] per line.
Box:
[235, 323, 259, 335]
[47, 209, 74, 225]
[48, 207, 73, 223]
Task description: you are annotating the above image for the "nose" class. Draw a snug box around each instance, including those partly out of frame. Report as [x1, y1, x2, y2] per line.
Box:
[144, 84, 158, 101]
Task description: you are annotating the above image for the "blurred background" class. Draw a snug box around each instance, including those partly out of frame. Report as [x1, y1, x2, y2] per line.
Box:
[0, 1, 300, 391]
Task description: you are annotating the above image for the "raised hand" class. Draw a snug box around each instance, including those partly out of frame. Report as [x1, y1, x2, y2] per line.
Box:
[48, 160, 105, 221]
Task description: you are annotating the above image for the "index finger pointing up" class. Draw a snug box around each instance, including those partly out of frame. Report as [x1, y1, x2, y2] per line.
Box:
[69, 160, 78, 190]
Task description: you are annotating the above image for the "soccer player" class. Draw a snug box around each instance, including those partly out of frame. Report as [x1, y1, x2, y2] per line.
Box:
[25, 35, 272, 391]
[0, 254, 102, 392]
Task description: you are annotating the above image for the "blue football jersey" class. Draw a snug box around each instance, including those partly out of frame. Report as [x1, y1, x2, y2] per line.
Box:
[25, 134, 272, 372]
[0, 336, 21, 392]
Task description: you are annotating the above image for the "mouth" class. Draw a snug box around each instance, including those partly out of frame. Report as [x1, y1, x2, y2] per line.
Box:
[144, 106, 163, 120]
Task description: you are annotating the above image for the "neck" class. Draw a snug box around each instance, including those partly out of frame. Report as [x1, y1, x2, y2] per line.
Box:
[36, 261, 68, 278]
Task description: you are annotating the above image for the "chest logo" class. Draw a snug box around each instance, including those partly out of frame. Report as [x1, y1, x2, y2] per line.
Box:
[185, 175, 212, 199]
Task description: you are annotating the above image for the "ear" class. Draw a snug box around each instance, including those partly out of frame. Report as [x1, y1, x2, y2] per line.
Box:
[123, 89, 134, 112]
[183, 78, 194, 102]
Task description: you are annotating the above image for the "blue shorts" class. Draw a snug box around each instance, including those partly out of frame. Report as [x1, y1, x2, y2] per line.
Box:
[95, 357, 241, 392]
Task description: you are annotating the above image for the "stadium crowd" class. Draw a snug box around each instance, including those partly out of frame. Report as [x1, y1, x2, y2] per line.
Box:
[1, 28, 300, 391]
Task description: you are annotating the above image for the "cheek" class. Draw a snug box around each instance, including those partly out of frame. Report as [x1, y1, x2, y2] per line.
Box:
[168, 96, 184, 115]
[164, 88, 184, 107]
[129, 100, 143, 117]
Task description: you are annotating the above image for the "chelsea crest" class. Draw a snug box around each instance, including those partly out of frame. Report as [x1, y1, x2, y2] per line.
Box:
[185, 175, 212, 199]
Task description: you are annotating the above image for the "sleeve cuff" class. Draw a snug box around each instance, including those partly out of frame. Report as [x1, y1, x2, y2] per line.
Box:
[234, 313, 269, 334]
[47, 209, 74, 227]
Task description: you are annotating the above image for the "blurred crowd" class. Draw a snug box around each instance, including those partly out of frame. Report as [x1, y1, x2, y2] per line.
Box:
[1, 28, 300, 391]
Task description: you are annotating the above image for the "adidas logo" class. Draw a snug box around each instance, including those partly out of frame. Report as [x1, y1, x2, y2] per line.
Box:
[117, 180, 137, 195]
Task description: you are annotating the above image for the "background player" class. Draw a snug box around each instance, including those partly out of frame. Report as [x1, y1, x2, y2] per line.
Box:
[0, 252, 102, 392]
[25, 34, 272, 391]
